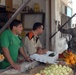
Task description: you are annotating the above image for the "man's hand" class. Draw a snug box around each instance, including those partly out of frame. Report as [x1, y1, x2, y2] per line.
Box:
[43, 49, 48, 54]
[36, 47, 48, 54]
[2, 48, 20, 70]
[25, 57, 31, 62]
[37, 49, 44, 54]
[11, 63, 20, 70]
[19, 47, 32, 62]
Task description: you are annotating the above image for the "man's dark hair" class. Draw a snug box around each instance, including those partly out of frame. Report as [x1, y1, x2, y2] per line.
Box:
[10, 19, 22, 30]
[33, 22, 43, 30]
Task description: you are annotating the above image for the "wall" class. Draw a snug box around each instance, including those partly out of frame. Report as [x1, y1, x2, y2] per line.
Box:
[61, 0, 72, 8]
[13, 0, 22, 8]
[54, 0, 61, 52]
[45, 0, 50, 50]
[13, 0, 22, 20]
[0, 0, 5, 5]
[50, 0, 65, 51]
[50, 0, 56, 50]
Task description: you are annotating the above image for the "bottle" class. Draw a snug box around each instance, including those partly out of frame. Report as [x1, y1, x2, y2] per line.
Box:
[34, 3, 40, 12]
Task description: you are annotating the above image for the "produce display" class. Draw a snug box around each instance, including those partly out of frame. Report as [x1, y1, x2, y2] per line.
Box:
[0, 54, 5, 62]
[59, 50, 76, 65]
[35, 64, 73, 75]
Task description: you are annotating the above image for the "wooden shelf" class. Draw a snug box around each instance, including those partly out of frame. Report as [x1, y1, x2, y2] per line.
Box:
[21, 12, 45, 29]
[21, 12, 45, 14]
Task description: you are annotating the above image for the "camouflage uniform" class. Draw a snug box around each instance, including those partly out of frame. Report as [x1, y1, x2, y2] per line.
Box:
[59, 27, 76, 53]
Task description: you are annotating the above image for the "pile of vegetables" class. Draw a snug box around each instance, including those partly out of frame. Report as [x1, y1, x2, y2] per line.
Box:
[35, 64, 72, 75]
[59, 50, 76, 65]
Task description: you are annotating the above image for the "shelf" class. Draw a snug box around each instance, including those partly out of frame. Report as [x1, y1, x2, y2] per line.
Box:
[21, 12, 45, 28]
[21, 12, 45, 14]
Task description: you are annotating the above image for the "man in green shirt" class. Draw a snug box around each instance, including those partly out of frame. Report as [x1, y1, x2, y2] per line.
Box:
[0, 19, 30, 70]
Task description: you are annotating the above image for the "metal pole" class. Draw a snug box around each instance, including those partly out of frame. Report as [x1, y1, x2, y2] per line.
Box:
[50, 13, 76, 39]
[0, 0, 31, 34]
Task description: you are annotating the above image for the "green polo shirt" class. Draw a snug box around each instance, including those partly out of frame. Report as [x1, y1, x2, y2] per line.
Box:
[0, 29, 22, 69]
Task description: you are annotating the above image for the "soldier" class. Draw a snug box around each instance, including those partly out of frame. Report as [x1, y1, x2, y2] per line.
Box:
[58, 25, 76, 53]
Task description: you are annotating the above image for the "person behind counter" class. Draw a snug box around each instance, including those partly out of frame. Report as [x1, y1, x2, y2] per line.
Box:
[23, 22, 47, 56]
[58, 25, 76, 53]
[0, 19, 30, 70]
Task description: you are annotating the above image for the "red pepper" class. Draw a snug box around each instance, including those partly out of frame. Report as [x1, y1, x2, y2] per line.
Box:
[58, 53, 64, 58]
